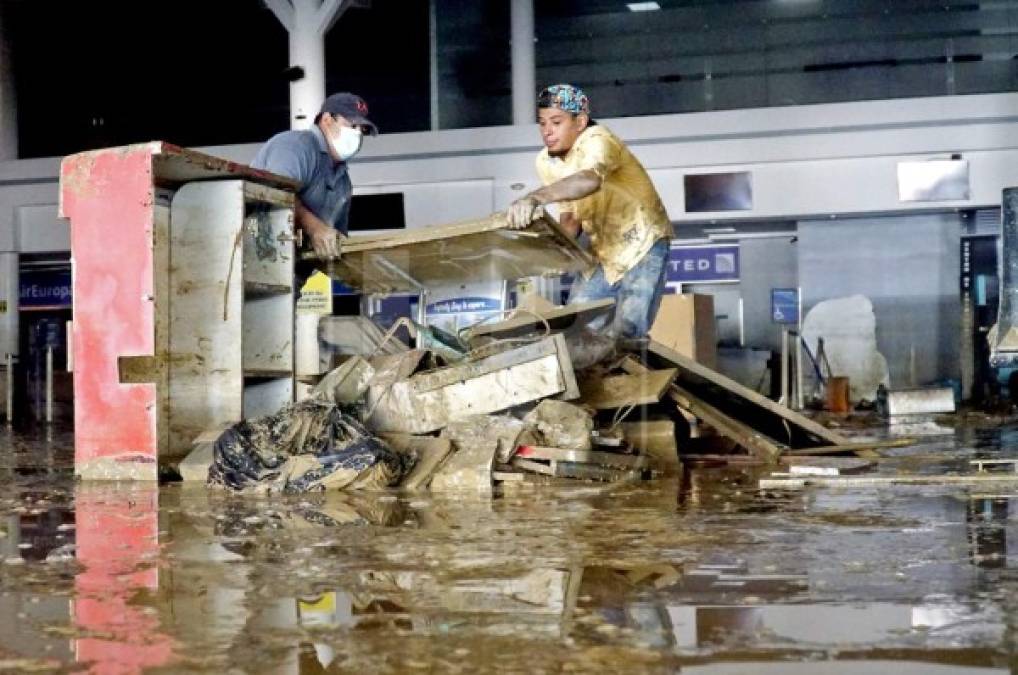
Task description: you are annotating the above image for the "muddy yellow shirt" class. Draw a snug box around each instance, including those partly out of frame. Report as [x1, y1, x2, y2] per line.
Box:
[536, 125, 671, 284]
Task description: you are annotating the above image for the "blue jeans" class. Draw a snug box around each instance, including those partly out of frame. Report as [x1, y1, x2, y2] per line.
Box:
[567, 238, 669, 338]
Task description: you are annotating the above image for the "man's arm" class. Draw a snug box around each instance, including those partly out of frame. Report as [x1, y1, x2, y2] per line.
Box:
[507, 170, 601, 230]
[295, 198, 341, 259]
[559, 212, 580, 238]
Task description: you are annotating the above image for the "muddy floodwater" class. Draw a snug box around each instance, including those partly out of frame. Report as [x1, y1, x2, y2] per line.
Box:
[2, 418, 1018, 673]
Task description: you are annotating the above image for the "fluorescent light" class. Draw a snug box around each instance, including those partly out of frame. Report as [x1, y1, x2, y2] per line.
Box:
[627, 2, 660, 11]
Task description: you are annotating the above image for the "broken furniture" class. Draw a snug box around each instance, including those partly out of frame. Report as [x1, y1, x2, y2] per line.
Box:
[61, 142, 298, 480]
[365, 333, 579, 434]
[641, 341, 852, 461]
[313, 213, 594, 294]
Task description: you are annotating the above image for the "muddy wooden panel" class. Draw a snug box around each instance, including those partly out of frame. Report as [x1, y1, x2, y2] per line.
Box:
[647, 340, 849, 448]
[466, 298, 615, 339]
[366, 335, 576, 434]
[410, 336, 562, 393]
[515, 445, 648, 469]
[151, 142, 298, 191]
[310, 357, 374, 405]
[367, 353, 571, 434]
[782, 438, 913, 458]
[379, 433, 453, 490]
[369, 350, 426, 388]
[319, 214, 594, 293]
[578, 367, 677, 410]
[430, 441, 497, 494]
[670, 384, 786, 461]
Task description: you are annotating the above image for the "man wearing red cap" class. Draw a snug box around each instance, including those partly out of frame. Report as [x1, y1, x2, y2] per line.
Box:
[507, 84, 672, 339]
[252, 92, 378, 262]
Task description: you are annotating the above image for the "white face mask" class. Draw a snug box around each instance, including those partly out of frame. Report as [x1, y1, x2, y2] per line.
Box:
[329, 126, 362, 161]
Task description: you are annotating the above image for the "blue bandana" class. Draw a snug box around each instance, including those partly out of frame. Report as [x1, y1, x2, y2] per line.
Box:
[538, 84, 590, 115]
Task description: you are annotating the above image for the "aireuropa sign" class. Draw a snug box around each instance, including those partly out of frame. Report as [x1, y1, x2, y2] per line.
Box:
[667, 244, 740, 285]
[19, 269, 72, 309]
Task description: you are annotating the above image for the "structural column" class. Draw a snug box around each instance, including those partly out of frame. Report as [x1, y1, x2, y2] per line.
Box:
[511, 0, 536, 127]
[429, 0, 440, 130]
[264, 0, 362, 130]
[0, 5, 18, 160]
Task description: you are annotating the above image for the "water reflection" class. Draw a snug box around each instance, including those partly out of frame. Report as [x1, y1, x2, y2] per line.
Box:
[74, 483, 174, 674]
[2, 424, 1018, 673]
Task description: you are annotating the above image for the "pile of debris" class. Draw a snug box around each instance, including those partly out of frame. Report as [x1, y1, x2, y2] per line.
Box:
[193, 302, 868, 494]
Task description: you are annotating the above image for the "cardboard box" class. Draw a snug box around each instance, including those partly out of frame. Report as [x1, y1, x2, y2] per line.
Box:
[649, 294, 717, 369]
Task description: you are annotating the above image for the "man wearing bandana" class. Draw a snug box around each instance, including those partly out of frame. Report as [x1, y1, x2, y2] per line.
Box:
[507, 84, 672, 339]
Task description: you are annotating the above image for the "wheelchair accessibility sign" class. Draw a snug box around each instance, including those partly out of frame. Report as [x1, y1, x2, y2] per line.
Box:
[771, 288, 799, 324]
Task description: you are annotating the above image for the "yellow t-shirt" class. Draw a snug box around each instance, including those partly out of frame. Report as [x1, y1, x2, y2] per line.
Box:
[536, 125, 671, 284]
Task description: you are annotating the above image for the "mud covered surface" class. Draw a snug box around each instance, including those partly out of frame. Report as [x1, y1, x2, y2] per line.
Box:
[2, 420, 1018, 673]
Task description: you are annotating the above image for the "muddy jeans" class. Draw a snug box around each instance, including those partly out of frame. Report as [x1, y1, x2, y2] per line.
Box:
[567, 238, 670, 338]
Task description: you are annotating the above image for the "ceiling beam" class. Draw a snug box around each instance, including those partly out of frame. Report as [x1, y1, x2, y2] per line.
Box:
[263, 0, 294, 32]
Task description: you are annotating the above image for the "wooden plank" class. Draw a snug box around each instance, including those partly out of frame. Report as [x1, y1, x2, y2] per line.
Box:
[515, 445, 648, 469]
[369, 350, 426, 389]
[577, 368, 677, 410]
[312, 356, 374, 404]
[466, 298, 615, 339]
[619, 355, 783, 462]
[781, 457, 875, 476]
[553, 462, 640, 482]
[313, 214, 595, 294]
[783, 437, 916, 457]
[648, 340, 849, 446]
[553, 333, 581, 400]
[760, 473, 1018, 490]
[669, 384, 786, 461]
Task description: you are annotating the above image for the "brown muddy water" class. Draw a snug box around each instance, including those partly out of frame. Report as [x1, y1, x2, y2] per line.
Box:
[1, 419, 1018, 674]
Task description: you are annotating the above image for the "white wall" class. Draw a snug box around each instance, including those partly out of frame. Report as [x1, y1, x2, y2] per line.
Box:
[4, 92, 1018, 247]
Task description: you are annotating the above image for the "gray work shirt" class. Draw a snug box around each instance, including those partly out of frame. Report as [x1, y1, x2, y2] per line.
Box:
[250, 125, 352, 235]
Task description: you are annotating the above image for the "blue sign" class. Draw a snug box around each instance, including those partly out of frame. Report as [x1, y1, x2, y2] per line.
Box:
[771, 288, 799, 324]
[20, 269, 72, 309]
[667, 244, 740, 284]
[426, 296, 502, 315]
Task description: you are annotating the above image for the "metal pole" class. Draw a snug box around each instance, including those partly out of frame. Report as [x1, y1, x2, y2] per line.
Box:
[794, 331, 804, 410]
[45, 345, 53, 424]
[780, 327, 789, 405]
[417, 292, 428, 327]
[4, 353, 11, 426]
[510, 0, 536, 126]
[65, 320, 73, 373]
[738, 298, 745, 348]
